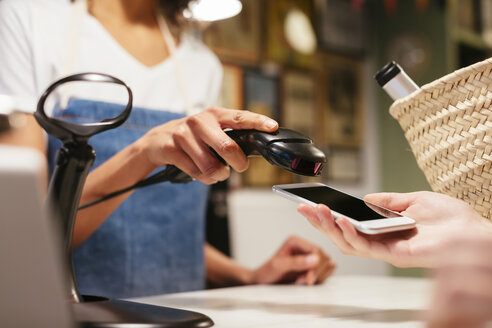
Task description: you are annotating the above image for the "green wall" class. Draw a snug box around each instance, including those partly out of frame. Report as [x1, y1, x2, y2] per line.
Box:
[367, 1, 449, 276]
[369, 0, 449, 193]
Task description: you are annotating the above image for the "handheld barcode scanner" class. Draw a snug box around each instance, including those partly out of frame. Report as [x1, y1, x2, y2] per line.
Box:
[79, 128, 327, 209]
[35, 72, 214, 328]
[213, 128, 325, 176]
[166, 128, 326, 183]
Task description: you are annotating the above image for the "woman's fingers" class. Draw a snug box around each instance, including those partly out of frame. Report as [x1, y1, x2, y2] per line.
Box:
[212, 107, 278, 132]
[146, 108, 278, 179]
[280, 235, 320, 255]
[312, 253, 336, 284]
[184, 108, 278, 174]
[293, 263, 328, 285]
[295, 256, 335, 285]
[295, 273, 308, 285]
[283, 236, 335, 285]
[318, 259, 336, 283]
[167, 149, 200, 178]
[173, 123, 230, 181]
[188, 118, 249, 173]
[297, 204, 321, 229]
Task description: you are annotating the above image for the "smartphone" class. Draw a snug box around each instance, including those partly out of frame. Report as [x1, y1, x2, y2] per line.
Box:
[272, 182, 416, 234]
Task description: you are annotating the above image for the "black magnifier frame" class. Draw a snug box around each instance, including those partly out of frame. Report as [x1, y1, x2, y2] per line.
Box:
[35, 72, 213, 327]
[35, 72, 133, 142]
[34, 72, 133, 303]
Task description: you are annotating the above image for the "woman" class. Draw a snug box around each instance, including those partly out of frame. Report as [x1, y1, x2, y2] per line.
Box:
[0, 0, 335, 298]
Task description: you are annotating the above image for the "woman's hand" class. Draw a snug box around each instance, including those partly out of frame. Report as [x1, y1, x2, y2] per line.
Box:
[297, 191, 490, 268]
[139, 107, 278, 184]
[250, 235, 335, 285]
[427, 234, 492, 328]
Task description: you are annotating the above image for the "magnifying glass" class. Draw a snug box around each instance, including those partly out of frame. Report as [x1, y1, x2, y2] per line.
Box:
[35, 72, 132, 142]
[34, 72, 133, 303]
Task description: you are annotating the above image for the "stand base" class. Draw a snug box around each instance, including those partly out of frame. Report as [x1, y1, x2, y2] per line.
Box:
[73, 295, 214, 328]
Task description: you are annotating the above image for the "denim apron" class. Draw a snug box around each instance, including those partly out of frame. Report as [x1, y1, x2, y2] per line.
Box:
[48, 98, 209, 299]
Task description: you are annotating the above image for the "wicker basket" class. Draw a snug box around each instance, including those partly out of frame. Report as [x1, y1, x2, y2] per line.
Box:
[389, 57, 492, 219]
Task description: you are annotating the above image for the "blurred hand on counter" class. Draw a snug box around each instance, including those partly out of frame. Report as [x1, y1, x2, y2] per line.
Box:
[250, 235, 335, 285]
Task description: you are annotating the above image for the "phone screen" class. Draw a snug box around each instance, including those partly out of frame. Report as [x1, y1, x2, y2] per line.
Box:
[284, 186, 402, 221]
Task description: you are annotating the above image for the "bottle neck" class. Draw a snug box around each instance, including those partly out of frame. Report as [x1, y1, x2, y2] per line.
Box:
[374, 61, 420, 101]
[382, 71, 419, 100]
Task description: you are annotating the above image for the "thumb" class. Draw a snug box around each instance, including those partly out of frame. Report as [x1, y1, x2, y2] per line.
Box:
[363, 192, 416, 212]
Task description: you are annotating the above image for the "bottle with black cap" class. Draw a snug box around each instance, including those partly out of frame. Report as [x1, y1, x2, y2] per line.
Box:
[374, 61, 419, 101]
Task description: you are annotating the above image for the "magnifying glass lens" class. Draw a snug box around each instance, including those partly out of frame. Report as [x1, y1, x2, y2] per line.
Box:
[45, 81, 130, 124]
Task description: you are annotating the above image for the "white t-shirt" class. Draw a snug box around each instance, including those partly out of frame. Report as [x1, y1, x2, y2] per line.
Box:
[0, 0, 222, 115]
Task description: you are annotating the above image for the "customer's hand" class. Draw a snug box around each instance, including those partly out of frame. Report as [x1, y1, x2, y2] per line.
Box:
[138, 107, 278, 184]
[298, 191, 490, 268]
[427, 233, 492, 328]
[250, 235, 335, 285]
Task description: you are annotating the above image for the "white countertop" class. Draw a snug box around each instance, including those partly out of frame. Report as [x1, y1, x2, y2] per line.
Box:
[133, 275, 432, 328]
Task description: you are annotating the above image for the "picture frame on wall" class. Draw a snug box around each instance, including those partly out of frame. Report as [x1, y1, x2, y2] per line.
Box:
[319, 53, 363, 148]
[240, 68, 292, 186]
[314, 0, 365, 55]
[220, 63, 243, 109]
[243, 69, 280, 120]
[281, 70, 317, 139]
[202, 0, 261, 64]
[454, 0, 480, 34]
[481, 0, 492, 46]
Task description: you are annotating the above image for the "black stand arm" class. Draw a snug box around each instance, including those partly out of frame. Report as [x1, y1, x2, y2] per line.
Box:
[46, 141, 95, 302]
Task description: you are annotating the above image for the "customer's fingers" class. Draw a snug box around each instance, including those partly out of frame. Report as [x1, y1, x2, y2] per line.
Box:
[364, 192, 416, 212]
[336, 218, 371, 256]
[314, 204, 356, 255]
[298, 203, 355, 254]
[297, 204, 322, 229]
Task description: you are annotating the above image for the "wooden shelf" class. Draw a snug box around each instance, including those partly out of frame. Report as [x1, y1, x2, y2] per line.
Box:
[453, 28, 492, 50]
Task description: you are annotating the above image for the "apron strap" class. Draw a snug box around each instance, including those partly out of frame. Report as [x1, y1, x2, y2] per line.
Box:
[156, 13, 193, 116]
[61, 1, 193, 115]
[60, 0, 87, 109]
